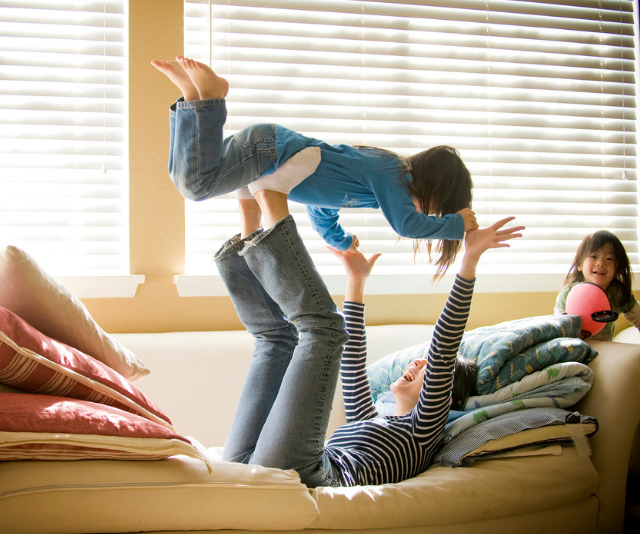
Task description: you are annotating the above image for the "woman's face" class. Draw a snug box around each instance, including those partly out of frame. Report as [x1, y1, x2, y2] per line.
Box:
[579, 243, 617, 291]
[390, 358, 427, 408]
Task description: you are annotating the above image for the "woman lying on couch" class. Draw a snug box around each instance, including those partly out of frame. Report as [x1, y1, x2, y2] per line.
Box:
[164, 46, 524, 489]
[215, 200, 522, 488]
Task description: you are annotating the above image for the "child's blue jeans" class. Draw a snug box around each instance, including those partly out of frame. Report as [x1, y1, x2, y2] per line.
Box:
[168, 98, 277, 200]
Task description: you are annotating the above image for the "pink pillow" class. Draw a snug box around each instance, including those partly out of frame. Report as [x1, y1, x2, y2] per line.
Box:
[0, 306, 172, 429]
[0, 246, 149, 381]
[0, 393, 211, 471]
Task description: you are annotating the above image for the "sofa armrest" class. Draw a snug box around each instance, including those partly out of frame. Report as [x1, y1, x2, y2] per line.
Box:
[575, 340, 640, 534]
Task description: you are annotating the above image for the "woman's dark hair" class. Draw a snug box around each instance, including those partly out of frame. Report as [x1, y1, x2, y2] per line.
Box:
[406, 146, 473, 278]
[451, 355, 477, 411]
[564, 230, 633, 308]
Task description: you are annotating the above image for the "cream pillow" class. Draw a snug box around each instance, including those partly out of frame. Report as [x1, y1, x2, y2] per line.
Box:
[0, 245, 149, 381]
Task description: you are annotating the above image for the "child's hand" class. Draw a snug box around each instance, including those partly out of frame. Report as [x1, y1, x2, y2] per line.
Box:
[458, 208, 479, 231]
[327, 242, 381, 283]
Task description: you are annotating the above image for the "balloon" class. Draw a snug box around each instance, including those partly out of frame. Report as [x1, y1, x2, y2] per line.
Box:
[565, 282, 618, 338]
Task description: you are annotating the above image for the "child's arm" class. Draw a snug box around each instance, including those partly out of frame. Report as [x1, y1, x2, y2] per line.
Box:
[329, 244, 381, 422]
[622, 297, 640, 333]
[369, 174, 469, 241]
[554, 286, 571, 315]
[306, 206, 353, 250]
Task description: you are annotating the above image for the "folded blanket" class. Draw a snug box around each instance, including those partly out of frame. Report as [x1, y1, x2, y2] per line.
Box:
[367, 314, 597, 401]
[374, 360, 594, 441]
[442, 361, 594, 443]
[459, 314, 597, 394]
[435, 407, 598, 467]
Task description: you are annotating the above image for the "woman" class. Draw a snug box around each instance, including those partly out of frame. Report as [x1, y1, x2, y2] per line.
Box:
[215, 197, 523, 487]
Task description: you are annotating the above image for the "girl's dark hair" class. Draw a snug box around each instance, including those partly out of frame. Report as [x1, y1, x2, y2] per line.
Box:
[406, 146, 473, 278]
[564, 230, 633, 308]
[451, 355, 477, 411]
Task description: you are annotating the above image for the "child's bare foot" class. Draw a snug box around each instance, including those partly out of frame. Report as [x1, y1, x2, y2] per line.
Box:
[151, 59, 199, 101]
[176, 56, 229, 100]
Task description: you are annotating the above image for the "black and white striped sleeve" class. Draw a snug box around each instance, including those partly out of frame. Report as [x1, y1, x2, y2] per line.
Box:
[341, 302, 378, 422]
[414, 274, 475, 443]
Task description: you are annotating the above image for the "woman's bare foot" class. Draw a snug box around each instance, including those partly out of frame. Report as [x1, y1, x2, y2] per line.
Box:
[150, 60, 199, 101]
[176, 56, 229, 100]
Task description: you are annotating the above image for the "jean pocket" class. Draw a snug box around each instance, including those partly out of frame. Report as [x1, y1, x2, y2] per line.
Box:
[233, 123, 276, 148]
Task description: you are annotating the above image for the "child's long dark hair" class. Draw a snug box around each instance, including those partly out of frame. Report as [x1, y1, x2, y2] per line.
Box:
[564, 230, 633, 308]
[406, 146, 473, 278]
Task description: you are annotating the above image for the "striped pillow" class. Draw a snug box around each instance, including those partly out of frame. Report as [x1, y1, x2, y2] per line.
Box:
[0, 246, 150, 382]
[0, 393, 210, 470]
[0, 306, 172, 429]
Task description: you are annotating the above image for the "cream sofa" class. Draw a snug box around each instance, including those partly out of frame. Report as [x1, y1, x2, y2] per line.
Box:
[2, 324, 640, 534]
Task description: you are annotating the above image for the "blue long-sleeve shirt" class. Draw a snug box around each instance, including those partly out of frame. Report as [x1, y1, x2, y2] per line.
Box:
[273, 125, 465, 250]
[325, 274, 474, 486]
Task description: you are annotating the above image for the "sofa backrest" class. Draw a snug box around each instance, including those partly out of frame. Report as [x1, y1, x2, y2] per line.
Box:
[114, 324, 436, 448]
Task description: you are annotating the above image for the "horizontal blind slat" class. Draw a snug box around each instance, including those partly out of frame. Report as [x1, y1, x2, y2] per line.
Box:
[184, 0, 637, 278]
[0, 0, 128, 276]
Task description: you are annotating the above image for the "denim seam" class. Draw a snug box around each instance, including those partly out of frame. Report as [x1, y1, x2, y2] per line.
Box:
[219, 147, 277, 187]
[280, 221, 332, 316]
[195, 109, 206, 195]
[238, 215, 293, 254]
[215, 230, 265, 262]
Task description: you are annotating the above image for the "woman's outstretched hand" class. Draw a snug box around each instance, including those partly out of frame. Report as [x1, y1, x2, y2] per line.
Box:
[328, 238, 381, 303]
[459, 217, 525, 280]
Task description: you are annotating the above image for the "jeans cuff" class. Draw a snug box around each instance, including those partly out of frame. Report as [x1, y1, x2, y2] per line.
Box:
[238, 215, 294, 256]
[173, 97, 227, 111]
[215, 230, 266, 262]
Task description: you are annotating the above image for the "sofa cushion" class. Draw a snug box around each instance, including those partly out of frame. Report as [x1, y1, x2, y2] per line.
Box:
[0, 453, 319, 534]
[0, 393, 209, 467]
[309, 446, 597, 530]
[0, 306, 172, 428]
[0, 245, 149, 382]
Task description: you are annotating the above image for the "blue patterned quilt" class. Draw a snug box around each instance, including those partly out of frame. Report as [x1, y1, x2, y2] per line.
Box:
[458, 314, 597, 394]
[367, 314, 597, 401]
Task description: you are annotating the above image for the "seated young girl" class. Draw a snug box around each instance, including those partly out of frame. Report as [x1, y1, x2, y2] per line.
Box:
[555, 230, 640, 340]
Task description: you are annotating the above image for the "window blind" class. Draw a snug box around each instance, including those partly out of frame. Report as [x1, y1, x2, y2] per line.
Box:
[0, 0, 128, 277]
[182, 0, 637, 289]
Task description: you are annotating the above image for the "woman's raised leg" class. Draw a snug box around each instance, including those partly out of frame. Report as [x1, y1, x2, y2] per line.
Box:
[215, 233, 298, 463]
[238, 214, 347, 487]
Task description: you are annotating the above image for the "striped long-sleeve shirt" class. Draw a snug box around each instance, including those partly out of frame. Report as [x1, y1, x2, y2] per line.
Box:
[325, 274, 474, 486]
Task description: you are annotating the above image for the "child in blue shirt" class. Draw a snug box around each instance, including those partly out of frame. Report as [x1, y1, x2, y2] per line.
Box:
[152, 56, 478, 275]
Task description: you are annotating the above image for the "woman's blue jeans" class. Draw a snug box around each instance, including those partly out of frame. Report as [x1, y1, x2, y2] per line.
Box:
[168, 98, 277, 201]
[215, 216, 347, 488]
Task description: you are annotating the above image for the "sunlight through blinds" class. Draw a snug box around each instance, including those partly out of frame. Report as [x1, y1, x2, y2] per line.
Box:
[183, 0, 637, 283]
[0, 0, 128, 276]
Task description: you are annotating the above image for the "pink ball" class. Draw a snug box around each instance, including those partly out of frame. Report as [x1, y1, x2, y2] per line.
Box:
[565, 282, 617, 337]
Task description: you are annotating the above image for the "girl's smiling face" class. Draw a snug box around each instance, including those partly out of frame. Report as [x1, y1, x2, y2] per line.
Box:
[578, 243, 617, 290]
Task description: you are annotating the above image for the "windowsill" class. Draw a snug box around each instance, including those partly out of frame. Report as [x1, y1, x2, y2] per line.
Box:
[174, 272, 567, 297]
[57, 275, 145, 298]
